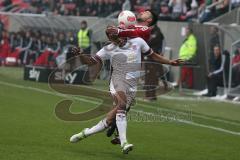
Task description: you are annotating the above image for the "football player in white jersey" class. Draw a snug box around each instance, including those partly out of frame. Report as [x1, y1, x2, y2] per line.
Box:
[69, 33, 181, 154]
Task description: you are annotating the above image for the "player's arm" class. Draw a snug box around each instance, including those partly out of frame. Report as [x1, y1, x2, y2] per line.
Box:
[139, 38, 182, 66]
[148, 52, 181, 65]
[106, 25, 149, 38]
[71, 46, 102, 66]
[143, 49, 179, 65]
[118, 28, 143, 37]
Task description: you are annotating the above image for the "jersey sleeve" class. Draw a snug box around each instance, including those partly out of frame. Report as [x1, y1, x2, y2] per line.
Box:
[118, 28, 139, 37]
[137, 38, 152, 56]
[118, 27, 151, 41]
[93, 47, 110, 63]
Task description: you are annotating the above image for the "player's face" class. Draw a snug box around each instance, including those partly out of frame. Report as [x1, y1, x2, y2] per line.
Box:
[137, 11, 152, 26]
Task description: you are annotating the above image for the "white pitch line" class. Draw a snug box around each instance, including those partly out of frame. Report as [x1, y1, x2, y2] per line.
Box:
[158, 94, 240, 105]
[1, 80, 240, 136]
[0, 81, 100, 105]
[137, 102, 240, 126]
[130, 109, 240, 136]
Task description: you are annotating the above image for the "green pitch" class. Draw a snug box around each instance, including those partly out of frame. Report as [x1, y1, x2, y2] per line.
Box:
[0, 67, 240, 160]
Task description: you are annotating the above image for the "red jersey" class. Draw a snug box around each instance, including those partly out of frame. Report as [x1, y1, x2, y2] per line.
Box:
[118, 25, 152, 42]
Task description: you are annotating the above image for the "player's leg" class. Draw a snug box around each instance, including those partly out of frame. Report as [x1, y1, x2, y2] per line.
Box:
[70, 107, 117, 143]
[70, 80, 116, 143]
[115, 91, 133, 154]
[108, 92, 136, 145]
[70, 96, 118, 143]
[106, 94, 118, 138]
[106, 96, 120, 145]
[70, 118, 109, 143]
[106, 113, 118, 138]
[106, 81, 120, 139]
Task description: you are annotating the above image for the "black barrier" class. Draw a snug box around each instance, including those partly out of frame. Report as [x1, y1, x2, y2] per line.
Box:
[24, 65, 89, 84]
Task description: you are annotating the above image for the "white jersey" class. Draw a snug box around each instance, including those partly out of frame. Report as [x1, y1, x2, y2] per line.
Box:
[94, 37, 152, 108]
[95, 37, 151, 80]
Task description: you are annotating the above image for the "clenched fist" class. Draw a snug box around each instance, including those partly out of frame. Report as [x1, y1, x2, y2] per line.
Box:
[105, 25, 119, 36]
[106, 25, 120, 42]
[71, 46, 83, 56]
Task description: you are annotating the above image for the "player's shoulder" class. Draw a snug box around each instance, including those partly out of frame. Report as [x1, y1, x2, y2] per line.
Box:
[129, 37, 145, 42]
[101, 42, 116, 50]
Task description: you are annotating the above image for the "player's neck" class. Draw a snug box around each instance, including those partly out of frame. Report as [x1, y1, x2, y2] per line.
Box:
[118, 41, 127, 47]
[112, 41, 127, 47]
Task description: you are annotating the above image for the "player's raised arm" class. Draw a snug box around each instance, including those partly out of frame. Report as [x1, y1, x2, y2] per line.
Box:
[71, 46, 103, 66]
[148, 52, 183, 66]
[106, 25, 150, 40]
[138, 37, 183, 66]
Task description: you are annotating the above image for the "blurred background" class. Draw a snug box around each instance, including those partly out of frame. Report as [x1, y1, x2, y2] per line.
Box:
[0, 0, 239, 102]
[0, 1, 240, 160]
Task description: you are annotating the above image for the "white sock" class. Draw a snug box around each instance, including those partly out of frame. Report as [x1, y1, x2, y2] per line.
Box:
[84, 118, 108, 137]
[116, 112, 127, 147]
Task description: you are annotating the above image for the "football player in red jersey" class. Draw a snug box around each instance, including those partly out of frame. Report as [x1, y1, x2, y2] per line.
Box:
[106, 9, 159, 42]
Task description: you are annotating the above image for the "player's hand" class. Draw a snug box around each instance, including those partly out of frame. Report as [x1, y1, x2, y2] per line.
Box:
[106, 25, 121, 43]
[106, 25, 119, 36]
[169, 59, 185, 66]
[71, 46, 83, 56]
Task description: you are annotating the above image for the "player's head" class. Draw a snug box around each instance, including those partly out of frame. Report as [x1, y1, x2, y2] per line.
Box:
[137, 10, 158, 27]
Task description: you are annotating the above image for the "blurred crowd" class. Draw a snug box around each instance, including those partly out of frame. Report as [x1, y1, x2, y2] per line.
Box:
[22, 0, 124, 17]
[149, 0, 240, 22]
[0, 28, 78, 66]
[0, 0, 12, 8]
[0, 19, 93, 67]
[1, 0, 239, 22]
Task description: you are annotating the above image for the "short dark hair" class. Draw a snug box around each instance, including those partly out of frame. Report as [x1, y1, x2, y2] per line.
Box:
[146, 9, 158, 26]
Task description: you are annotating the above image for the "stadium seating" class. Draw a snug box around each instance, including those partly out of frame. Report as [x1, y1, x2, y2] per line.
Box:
[1, 0, 240, 22]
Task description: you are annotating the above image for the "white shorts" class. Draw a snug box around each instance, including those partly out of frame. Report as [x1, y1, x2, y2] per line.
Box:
[109, 78, 137, 109]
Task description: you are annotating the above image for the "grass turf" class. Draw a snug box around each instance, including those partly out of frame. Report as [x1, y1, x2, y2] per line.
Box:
[0, 67, 240, 160]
